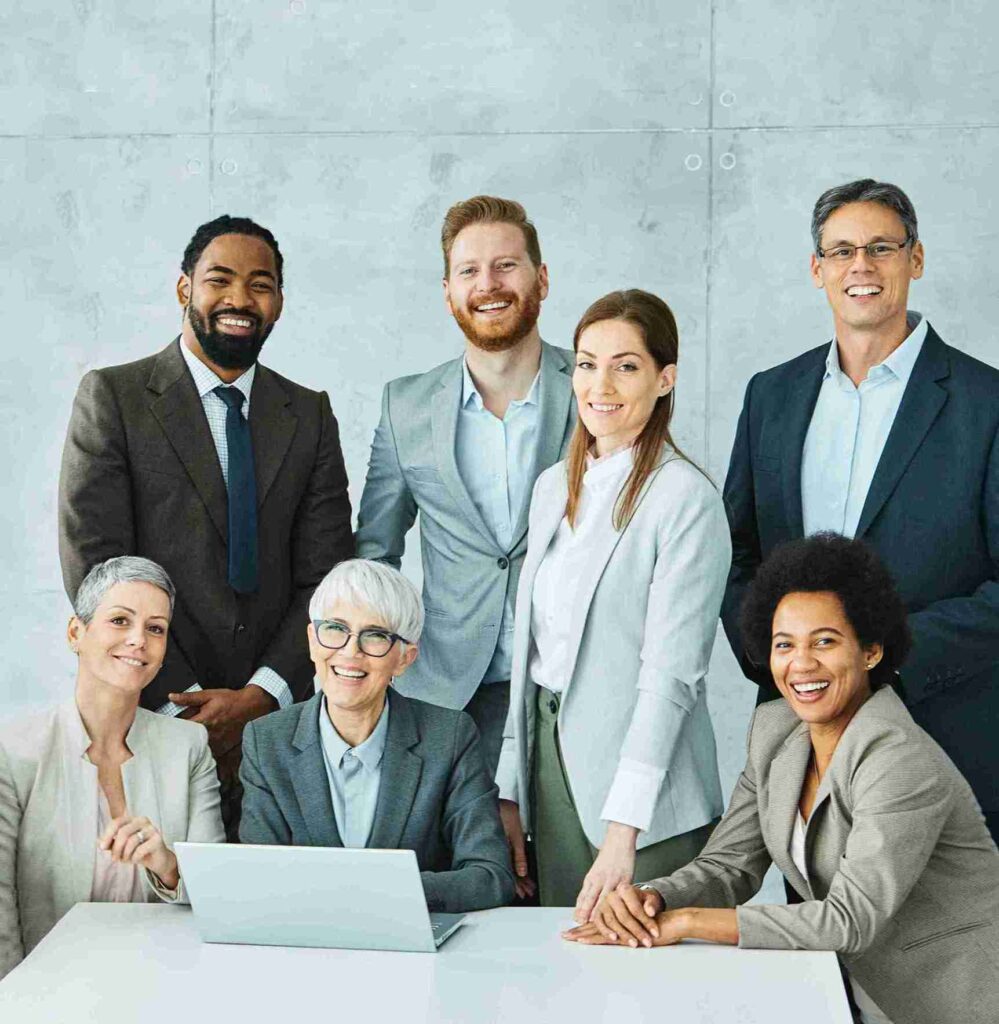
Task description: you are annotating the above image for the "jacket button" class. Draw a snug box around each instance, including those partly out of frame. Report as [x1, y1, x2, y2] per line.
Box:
[497, 557, 509, 569]
[548, 699, 558, 714]
[235, 623, 246, 634]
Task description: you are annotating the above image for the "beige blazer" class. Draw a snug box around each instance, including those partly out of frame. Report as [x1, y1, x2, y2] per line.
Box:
[648, 687, 999, 1024]
[496, 449, 730, 848]
[0, 700, 224, 979]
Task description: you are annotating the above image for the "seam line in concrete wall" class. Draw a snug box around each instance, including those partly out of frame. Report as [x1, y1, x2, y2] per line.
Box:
[5, 123, 999, 142]
[208, 0, 218, 216]
[704, 0, 718, 470]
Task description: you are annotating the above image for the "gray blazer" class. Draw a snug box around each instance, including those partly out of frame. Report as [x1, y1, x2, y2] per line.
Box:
[355, 342, 576, 709]
[239, 689, 515, 913]
[496, 450, 730, 849]
[648, 688, 999, 1024]
[0, 701, 224, 980]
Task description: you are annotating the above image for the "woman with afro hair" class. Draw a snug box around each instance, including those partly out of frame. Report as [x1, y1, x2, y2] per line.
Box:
[566, 533, 999, 1024]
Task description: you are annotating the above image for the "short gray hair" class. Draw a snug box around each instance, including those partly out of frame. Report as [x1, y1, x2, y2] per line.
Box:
[74, 556, 176, 624]
[811, 179, 918, 253]
[309, 559, 424, 643]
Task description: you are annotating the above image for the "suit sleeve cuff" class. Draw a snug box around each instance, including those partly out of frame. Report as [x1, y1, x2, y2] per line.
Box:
[247, 667, 293, 709]
[154, 682, 203, 717]
[600, 758, 666, 833]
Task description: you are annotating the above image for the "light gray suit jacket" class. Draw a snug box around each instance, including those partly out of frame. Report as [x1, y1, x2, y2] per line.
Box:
[0, 701, 224, 980]
[648, 688, 999, 1024]
[496, 449, 730, 849]
[355, 342, 576, 709]
[239, 689, 515, 913]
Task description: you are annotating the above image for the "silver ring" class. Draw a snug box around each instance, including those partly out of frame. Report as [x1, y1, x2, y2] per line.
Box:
[137, 830, 146, 844]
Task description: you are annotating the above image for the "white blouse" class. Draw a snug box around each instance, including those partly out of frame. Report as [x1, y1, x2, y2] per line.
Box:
[791, 814, 894, 1024]
[528, 446, 634, 695]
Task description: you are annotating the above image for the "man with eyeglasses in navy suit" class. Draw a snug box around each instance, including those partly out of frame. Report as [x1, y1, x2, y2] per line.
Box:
[721, 178, 999, 842]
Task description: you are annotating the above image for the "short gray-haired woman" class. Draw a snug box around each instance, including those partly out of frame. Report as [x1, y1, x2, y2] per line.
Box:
[0, 557, 225, 979]
[239, 558, 515, 913]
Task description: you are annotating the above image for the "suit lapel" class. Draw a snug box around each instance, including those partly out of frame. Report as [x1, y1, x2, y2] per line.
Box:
[367, 692, 422, 850]
[147, 340, 228, 541]
[765, 724, 813, 898]
[120, 711, 164, 847]
[559, 457, 669, 696]
[855, 329, 949, 538]
[430, 359, 496, 542]
[510, 342, 574, 549]
[780, 352, 825, 539]
[56, 702, 99, 904]
[249, 366, 298, 509]
[291, 699, 342, 847]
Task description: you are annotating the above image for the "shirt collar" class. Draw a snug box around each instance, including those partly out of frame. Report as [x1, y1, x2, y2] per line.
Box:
[180, 339, 256, 404]
[824, 310, 928, 387]
[318, 694, 390, 771]
[461, 357, 541, 412]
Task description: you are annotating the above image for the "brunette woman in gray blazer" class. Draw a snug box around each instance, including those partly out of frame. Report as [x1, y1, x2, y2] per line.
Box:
[0, 557, 224, 980]
[567, 534, 999, 1024]
[495, 290, 730, 920]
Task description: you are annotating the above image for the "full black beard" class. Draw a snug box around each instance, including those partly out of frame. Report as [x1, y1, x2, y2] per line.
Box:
[188, 305, 272, 370]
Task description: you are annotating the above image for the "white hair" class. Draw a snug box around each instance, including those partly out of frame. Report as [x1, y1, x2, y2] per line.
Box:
[75, 556, 176, 624]
[308, 559, 424, 643]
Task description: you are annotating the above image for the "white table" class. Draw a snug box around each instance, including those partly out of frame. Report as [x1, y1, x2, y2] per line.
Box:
[0, 904, 852, 1023]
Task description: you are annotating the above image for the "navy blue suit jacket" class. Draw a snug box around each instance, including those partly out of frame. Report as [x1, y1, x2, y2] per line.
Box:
[721, 326, 999, 813]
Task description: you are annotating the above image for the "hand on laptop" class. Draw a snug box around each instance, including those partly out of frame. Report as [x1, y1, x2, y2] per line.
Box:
[99, 814, 180, 891]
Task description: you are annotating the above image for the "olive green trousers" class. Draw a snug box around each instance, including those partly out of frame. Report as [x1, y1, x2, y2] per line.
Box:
[532, 686, 716, 908]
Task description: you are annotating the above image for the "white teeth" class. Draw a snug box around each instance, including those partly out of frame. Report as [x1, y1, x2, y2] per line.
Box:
[218, 317, 253, 327]
[117, 657, 144, 667]
[590, 403, 622, 412]
[333, 667, 366, 679]
[846, 286, 881, 297]
[792, 681, 829, 693]
[476, 301, 510, 311]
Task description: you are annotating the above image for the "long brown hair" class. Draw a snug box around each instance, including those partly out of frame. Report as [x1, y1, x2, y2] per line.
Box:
[565, 289, 705, 531]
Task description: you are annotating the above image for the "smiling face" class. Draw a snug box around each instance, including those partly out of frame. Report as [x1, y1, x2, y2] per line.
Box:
[308, 600, 418, 717]
[573, 318, 675, 457]
[443, 221, 548, 353]
[770, 591, 882, 731]
[69, 581, 171, 697]
[810, 201, 924, 337]
[177, 233, 283, 373]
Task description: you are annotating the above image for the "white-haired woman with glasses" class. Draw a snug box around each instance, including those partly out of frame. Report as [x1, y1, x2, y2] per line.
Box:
[238, 558, 515, 912]
[0, 556, 224, 980]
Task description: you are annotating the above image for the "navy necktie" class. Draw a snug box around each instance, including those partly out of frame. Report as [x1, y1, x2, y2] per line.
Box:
[214, 386, 258, 594]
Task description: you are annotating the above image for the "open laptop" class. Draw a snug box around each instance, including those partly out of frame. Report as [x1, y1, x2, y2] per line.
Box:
[174, 843, 465, 953]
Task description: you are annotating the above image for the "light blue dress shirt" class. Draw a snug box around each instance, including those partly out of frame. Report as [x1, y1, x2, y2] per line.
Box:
[801, 312, 928, 538]
[155, 343, 292, 716]
[454, 359, 541, 683]
[317, 694, 390, 848]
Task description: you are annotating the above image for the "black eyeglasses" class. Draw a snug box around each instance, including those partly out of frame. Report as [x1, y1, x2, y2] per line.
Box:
[311, 620, 410, 658]
[816, 238, 912, 262]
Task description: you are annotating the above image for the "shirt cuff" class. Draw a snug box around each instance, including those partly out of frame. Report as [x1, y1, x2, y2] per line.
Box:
[600, 758, 667, 833]
[155, 683, 202, 717]
[247, 667, 293, 709]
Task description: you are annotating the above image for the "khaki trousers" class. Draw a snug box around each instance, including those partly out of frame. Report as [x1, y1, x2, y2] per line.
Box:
[532, 686, 715, 908]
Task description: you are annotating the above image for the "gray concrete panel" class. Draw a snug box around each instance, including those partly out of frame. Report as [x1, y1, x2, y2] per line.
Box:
[0, 136, 209, 711]
[0, 1, 211, 135]
[713, 0, 999, 129]
[707, 127, 999, 480]
[214, 0, 711, 133]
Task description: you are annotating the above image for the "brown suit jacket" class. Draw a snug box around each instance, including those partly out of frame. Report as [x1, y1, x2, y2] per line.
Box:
[58, 338, 354, 709]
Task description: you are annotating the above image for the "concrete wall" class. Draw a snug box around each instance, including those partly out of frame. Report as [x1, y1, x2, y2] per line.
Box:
[3, 2, 997, 896]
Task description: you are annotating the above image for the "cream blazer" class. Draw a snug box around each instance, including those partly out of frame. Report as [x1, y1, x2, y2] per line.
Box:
[0, 700, 224, 979]
[648, 688, 999, 1024]
[497, 449, 731, 849]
